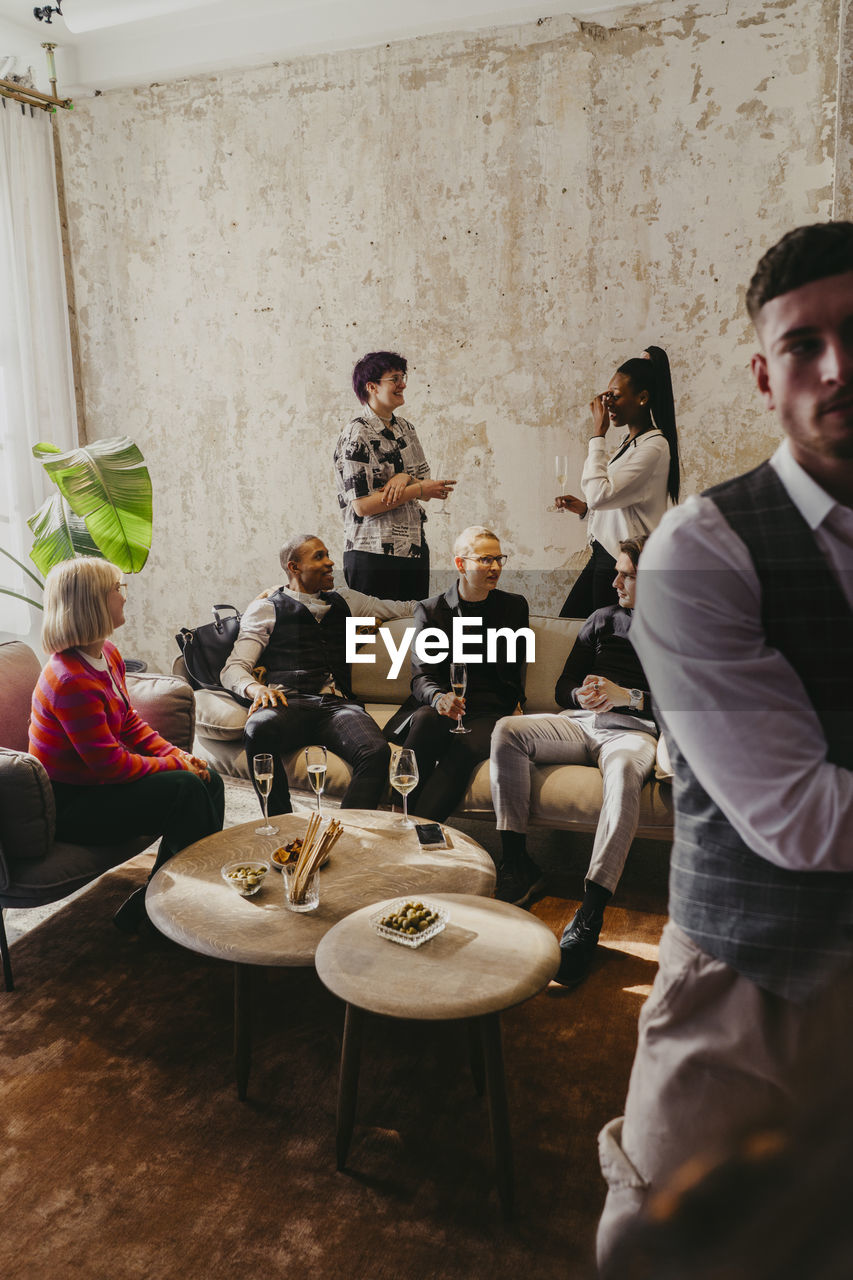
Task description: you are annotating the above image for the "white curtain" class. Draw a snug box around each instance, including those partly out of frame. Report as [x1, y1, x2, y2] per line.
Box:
[0, 97, 77, 639]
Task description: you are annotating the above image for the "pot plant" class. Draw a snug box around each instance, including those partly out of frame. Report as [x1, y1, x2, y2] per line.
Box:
[1, 436, 152, 663]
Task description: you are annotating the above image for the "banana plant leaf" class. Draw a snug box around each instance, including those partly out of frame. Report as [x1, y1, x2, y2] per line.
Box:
[31, 437, 152, 573]
[27, 492, 102, 577]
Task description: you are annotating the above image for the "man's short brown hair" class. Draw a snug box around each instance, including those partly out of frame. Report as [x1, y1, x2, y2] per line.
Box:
[746, 222, 853, 322]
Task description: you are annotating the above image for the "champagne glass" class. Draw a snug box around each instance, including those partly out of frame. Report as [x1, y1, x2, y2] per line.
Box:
[390, 748, 419, 828]
[305, 745, 327, 816]
[547, 454, 570, 510]
[449, 662, 470, 735]
[253, 753, 278, 836]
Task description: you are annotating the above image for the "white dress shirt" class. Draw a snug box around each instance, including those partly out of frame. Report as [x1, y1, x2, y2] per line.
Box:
[631, 440, 853, 874]
[582, 429, 671, 559]
[220, 585, 416, 701]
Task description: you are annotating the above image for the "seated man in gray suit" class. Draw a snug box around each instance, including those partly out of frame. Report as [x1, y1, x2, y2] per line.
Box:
[221, 533, 415, 817]
[490, 535, 657, 984]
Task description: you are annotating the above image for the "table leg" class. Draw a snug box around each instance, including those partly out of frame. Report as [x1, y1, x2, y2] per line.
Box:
[337, 1003, 365, 1171]
[480, 1012, 515, 1219]
[467, 1018, 485, 1096]
[234, 963, 252, 1101]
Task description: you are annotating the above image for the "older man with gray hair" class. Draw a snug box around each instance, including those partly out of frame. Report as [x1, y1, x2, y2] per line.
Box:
[384, 525, 530, 822]
[221, 533, 416, 818]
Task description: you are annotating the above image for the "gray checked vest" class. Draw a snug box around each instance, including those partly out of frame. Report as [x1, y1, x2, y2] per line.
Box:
[667, 461, 853, 1003]
[263, 589, 355, 699]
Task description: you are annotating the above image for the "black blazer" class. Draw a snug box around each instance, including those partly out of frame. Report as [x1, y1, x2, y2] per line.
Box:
[384, 582, 529, 741]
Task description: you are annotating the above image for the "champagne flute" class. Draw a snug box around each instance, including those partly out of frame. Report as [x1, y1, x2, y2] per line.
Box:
[390, 748, 419, 829]
[547, 454, 570, 511]
[449, 661, 470, 735]
[305, 745, 327, 816]
[253, 752, 278, 836]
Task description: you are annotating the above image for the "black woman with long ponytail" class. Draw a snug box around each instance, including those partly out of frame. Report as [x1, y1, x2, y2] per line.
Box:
[557, 345, 680, 618]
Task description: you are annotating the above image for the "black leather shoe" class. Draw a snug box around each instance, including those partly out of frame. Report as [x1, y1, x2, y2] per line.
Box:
[113, 886, 148, 934]
[495, 853, 546, 908]
[554, 906, 603, 986]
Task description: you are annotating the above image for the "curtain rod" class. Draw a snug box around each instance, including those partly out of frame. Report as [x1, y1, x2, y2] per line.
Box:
[0, 81, 70, 112]
[0, 45, 73, 114]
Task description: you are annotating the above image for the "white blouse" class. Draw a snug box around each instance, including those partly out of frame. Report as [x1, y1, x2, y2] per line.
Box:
[581, 429, 671, 559]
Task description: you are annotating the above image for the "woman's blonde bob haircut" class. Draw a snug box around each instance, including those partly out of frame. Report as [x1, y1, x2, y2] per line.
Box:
[41, 557, 121, 654]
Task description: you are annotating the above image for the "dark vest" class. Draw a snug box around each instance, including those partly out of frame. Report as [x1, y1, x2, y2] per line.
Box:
[263, 589, 355, 698]
[668, 461, 853, 1003]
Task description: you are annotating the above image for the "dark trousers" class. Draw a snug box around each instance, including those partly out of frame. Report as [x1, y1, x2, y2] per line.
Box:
[243, 693, 391, 815]
[52, 766, 226, 874]
[560, 540, 618, 618]
[399, 704, 504, 823]
[343, 546, 430, 602]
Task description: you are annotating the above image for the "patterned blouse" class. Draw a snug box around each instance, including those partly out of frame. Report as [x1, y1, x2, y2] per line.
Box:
[334, 407, 431, 558]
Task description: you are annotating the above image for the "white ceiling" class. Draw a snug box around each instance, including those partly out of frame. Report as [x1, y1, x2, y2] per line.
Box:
[0, 0, 654, 95]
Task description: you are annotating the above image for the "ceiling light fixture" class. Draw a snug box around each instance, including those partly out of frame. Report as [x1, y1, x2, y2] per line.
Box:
[33, 1, 64, 24]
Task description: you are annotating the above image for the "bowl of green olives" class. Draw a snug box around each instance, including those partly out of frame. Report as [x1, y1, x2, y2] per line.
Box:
[370, 899, 448, 948]
[221, 860, 270, 897]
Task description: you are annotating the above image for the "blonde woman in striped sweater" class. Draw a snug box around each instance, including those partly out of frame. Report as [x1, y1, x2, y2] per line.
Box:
[29, 558, 224, 931]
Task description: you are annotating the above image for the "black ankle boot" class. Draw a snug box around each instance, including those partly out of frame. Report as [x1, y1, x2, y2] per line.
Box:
[113, 886, 148, 934]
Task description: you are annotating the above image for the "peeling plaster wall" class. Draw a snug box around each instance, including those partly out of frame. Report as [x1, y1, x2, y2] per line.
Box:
[56, 0, 839, 671]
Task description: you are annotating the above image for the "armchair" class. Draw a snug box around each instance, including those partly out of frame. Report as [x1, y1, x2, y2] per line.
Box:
[0, 641, 195, 990]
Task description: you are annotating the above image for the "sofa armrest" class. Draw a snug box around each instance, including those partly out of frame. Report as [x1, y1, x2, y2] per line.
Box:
[127, 671, 196, 753]
[0, 749, 55, 887]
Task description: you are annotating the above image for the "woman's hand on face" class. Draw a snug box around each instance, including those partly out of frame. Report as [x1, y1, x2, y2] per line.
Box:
[591, 392, 613, 437]
[421, 478, 456, 501]
[247, 686, 287, 717]
[434, 691, 465, 718]
[379, 472, 414, 505]
[555, 493, 588, 517]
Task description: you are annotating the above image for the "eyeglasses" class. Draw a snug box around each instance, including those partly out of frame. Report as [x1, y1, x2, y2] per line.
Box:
[114, 582, 127, 597]
[464, 555, 508, 568]
[378, 375, 407, 387]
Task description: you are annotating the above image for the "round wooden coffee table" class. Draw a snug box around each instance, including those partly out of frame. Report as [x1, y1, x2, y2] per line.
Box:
[146, 810, 496, 1097]
[314, 893, 560, 1217]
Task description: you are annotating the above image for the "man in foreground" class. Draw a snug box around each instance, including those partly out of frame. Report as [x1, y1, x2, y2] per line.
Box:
[490, 536, 657, 985]
[597, 222, 853, 1269]
[221, 534, 415, 816]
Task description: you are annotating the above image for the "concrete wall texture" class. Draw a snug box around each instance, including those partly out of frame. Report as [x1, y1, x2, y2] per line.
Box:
[56, 0, 841, 672]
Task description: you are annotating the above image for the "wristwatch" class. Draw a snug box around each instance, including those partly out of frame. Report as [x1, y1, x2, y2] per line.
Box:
[628, 688, 643, 711]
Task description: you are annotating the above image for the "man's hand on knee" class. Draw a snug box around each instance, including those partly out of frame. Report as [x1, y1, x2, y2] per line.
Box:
[247, 686, 288, 717]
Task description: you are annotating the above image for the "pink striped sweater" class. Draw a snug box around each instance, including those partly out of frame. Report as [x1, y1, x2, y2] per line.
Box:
[29, 641, 185, 785]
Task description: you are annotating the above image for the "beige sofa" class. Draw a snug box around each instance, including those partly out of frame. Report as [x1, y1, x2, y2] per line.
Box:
[175, 615, 674, 839]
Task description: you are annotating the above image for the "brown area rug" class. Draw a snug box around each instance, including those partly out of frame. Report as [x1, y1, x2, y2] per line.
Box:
[2, 858, 665, 1280]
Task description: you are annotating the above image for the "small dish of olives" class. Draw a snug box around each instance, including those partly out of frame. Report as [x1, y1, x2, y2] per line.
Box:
[370, 899, 448, 948]
[221, 860, 270, 897]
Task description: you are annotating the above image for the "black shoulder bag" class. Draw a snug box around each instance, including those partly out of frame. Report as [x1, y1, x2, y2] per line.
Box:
[175, 605, 242, 692]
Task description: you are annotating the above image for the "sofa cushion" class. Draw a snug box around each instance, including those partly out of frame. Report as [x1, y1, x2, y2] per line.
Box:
[193, 688, 247, 741]
[127, 671, 195, 752]
[0, 641, 43, 753]
[524, 616, 584, 713]
[352, 618, 415, 705]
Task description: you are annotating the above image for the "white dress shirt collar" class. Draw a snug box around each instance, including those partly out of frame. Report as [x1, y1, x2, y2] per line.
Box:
[769, 439, 838, 531]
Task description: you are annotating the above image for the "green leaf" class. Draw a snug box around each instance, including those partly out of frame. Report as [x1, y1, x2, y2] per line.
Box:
[27, 493, 102, 577]
[0, 543, 44, 590]
[32, 436, 152, 573]
[0, 587, 44, 610]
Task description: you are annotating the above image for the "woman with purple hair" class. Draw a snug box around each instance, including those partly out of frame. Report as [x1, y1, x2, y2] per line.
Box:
[557, 345, 680, 617]
[333, 351, 455, 600]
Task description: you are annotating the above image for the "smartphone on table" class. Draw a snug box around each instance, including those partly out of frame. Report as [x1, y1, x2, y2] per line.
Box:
[415, 822, 450, 850]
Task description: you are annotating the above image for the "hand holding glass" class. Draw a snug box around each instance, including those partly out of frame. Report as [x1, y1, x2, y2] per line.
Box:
[548, 455, 570, 511]
[390, 748, 419, 828]
[253, 753, 278, 836]
[305, 745, 327, 815]
[449, 662, 470, 735]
